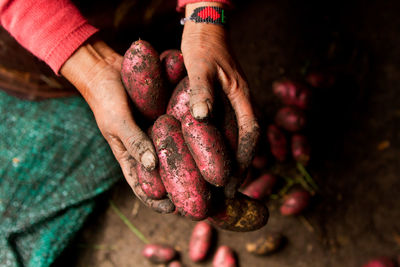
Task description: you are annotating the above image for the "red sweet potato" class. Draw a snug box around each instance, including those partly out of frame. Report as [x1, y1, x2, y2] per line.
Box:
[273, 80, 311, 109]
[168, 260, 184, 267]
[275, 106, 306, 132]
[160, 49, 186, 85]
[362, 257, 396, 267]
[208, 192, 269, 232]
[251, 155, 268, 169]
[267, 124, 287, 162]
[136, 163, 166, 200]
[142, 244, 177, 263]
[291, 134, 311, 166]
[213, 246, 237, 267]
[189, 221, 213, 262]
[121, 40, 167, 120]
[306, 71, 335, 88]
[131, 168, 175, 214]
[182, 112, 231, 187]
[241, 173, 277, 200]
[152, 115, 211, 220]
[280, 189, 311, 216]
[167, 77, 190, 121]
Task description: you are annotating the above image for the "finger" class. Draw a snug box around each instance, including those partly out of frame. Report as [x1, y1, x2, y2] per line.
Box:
[186, 60, 215, 120]
[110, 144, 175, 214]
[218, 70, 260, 172]
[118, 120, 158, 171]
[131, 177, 175, 214]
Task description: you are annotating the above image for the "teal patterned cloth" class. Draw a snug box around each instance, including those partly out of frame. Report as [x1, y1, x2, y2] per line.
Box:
[0, 91, 122, 267]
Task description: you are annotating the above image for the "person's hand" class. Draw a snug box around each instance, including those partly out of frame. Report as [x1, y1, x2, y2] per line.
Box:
[181, 3, 260, 176]
[61, 39, 174, 213]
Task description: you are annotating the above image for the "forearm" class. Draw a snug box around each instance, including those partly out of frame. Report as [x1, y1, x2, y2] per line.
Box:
[0, 0, 98, 73]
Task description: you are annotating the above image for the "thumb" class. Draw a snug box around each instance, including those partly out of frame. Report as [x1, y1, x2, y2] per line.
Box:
[118, 120, 158, 171]
[187, 62, 215, 120]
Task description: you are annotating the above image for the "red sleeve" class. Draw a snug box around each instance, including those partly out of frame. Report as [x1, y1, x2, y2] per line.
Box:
[0, 0, 98, 74]
[176, 0, 232, 12]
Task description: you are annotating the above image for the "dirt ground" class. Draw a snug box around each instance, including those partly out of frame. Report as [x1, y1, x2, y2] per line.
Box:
[54, 0, 400, 266]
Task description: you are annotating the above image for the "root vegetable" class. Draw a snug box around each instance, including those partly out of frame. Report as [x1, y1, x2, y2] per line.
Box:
[131, 178, 175, 214]
[142, 244, 177, 263]
[280, 189, 311, 216]
[267, 124, 287, 162]
[362, 257, 396, 267]
[160, 49, 186, 85]
[273, 80, 311, 109]
[291, 134, 311, 166]
[136, 163, 166, 199]
[208, 192, 269, 232]
[241, 173, 277, 200]
[275, 106, 306, 132]
[252, 155, 268, 170]
[189, 221, 213, 262]
[306, 71, 335, 88]
[213, 246, 237, 267]
[152, 115, 211, 220]
[167, 77, 190, 121]
[182, 112, 231, 187]
[121, 40, 167, 120]
[168, 260, 184, 267]
[246, 232, 284, 255]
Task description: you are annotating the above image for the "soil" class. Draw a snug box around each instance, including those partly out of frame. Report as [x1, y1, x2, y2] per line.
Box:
[54, 0, 400, 266]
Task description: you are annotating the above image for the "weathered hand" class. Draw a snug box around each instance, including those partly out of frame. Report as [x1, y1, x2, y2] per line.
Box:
[61, 39, 174, 213]
[182, 3, 260, 174]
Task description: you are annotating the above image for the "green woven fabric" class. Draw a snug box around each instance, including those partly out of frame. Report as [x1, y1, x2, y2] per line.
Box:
[0, 91, 122, 267]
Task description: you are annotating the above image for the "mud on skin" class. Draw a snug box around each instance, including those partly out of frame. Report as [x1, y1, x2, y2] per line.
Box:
[208, 192, 269, 232]
[182, 112, 231, 187]
[152, 115, 211, 220]
[121, 40, 167, 120]
[160, 49, 186, 85]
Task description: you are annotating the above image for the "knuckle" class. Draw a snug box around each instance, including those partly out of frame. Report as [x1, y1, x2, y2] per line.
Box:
[124, 133, 148, 156]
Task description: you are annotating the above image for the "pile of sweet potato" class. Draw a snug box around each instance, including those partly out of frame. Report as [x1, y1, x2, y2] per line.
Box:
[121, 40, 268, 232]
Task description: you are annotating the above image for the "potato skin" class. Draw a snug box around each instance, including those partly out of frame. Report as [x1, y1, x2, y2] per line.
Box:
[160, 49, 186, 85]
[280, 189, 311, 216]
[291, 134, 311, 166]
[182, 112, 231, 187]
[212, 246, 237, 267]
[208, 193, 269, 232]
[251, 155, 268, 170]
[273, 80, 311, 109]
[362, 258, 396, 267]
[168, 260, 184, 267]
[189, 221, 213, 262]
[275, 106, 306, 132]
[136, 163, 166, 200]
[167, 77, 190, 121]
[246, 232, 284, 255]
[267, 124, 287, 162]
[241, 173, 277, 200]
[142, 244, 177, 263]
[306, 71, 335, 88]
[121, 40, 166, 120]
[152, 115, 211, 220]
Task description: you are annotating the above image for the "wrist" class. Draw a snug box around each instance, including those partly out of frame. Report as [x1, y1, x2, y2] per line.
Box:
[185, 2, 225, 16]
[60, 40, 119, 106]
[183, 2, 228, 37]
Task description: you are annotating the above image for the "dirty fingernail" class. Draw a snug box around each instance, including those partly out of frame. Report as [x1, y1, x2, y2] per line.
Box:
[192, 102, 209, 119]
[141, 150, 156, 170]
